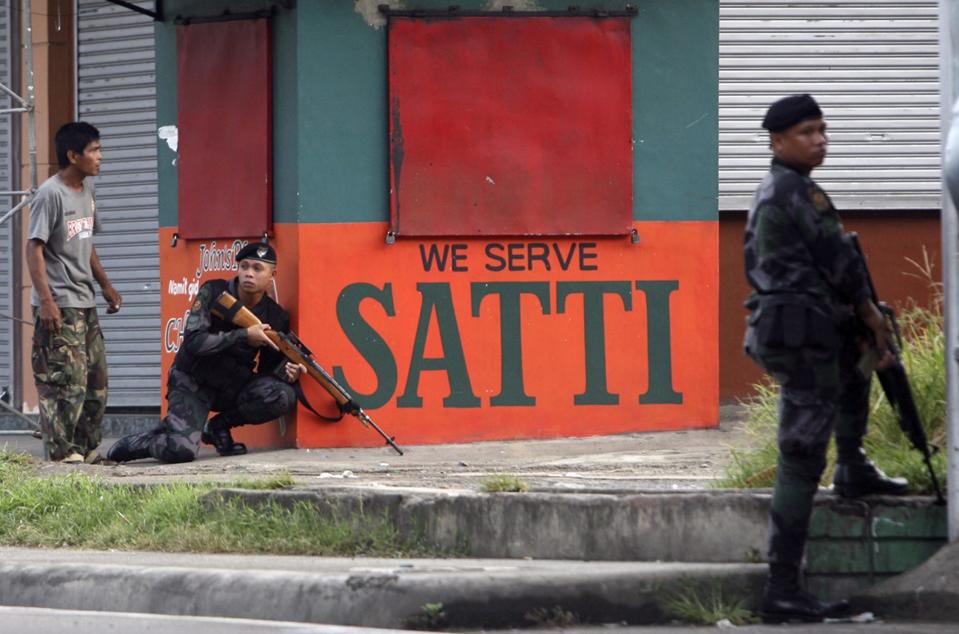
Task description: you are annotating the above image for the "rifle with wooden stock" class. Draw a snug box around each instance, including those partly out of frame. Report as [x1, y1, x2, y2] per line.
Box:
[850, 233, 944, 504]
[211, 291, 404, 455]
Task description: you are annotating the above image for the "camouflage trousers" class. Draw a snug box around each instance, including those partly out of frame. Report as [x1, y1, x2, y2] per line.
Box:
[746, 319, 869, 567]
[31, 307, 108, 461]
[141, 370, 296, 463]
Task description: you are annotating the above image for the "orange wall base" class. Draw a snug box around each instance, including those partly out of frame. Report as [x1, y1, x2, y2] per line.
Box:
[719, 213, 941, 401]
[159, 221, 720, 449]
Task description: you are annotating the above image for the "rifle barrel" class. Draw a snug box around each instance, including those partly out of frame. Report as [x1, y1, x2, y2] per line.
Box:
[357, 409, 404, 455]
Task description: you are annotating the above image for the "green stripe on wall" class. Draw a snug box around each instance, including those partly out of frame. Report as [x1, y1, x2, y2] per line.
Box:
[156, 0, 717, 228]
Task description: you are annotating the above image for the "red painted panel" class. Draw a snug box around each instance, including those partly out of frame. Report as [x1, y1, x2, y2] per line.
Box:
[177, 19, 272, 239]
[388, 17, 633, 237]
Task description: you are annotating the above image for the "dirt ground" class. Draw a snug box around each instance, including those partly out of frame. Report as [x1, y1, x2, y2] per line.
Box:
[3, 404, 756, 492]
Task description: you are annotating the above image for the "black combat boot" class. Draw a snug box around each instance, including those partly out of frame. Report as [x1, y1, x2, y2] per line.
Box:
[760, 564, 850, 624]
[106, 430, 158, 463]
[201, 415, 247, 456]
[833, 448, 909, 498]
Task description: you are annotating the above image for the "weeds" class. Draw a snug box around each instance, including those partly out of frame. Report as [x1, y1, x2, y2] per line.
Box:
[480, 474, 530, 493]
[721, 261, 947, 494]
[663, 583, 756, 626]
[406, 602, 448, 630]
[524, 606, 579, 628]
[227, 473, 295, 490]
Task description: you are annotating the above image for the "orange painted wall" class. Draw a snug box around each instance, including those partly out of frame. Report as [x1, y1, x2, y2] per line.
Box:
[295, 221, 717, 448]
[719, 213, 941, 401]
[159, 220, 719, 449]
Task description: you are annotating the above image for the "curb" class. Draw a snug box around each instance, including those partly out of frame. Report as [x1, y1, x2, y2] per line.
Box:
[208, 487, 772, 563]
[852, 540, 959, 622]
[0, 555, 765, 628]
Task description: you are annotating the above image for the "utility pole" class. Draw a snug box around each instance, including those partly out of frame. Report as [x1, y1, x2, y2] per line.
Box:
[940, 0, 958, 542]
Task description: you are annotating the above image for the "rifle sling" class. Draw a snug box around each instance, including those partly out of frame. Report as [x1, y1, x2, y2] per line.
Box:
[293, 380, 345, 423]
[218, 300, 244, 324]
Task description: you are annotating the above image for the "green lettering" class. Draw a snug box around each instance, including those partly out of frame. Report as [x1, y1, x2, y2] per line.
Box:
[397, 283, 480, 408]
[333, 283, 398, 409]
[635, 281, 683, 404]
[556, 281, 632, 405]
[471, 281, 550, 407]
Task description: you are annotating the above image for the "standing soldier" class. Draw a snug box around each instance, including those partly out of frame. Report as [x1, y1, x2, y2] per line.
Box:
[107, 243, 304, 463]
[743, 95, 910, 622]
[26, 122, 122, 463]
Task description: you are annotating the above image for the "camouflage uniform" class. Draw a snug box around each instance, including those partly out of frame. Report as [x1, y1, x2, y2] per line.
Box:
[31, 307, 108, 461]
[743, 158, 873, 568]
[115, 277, 295, 463]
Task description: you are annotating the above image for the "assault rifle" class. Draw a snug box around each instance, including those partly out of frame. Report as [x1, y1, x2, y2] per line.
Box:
[211, 291, 404, 455]
[850, 233, 944, 504]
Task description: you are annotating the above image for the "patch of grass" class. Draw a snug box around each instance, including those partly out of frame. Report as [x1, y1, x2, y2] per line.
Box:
[480, 474, 529, 493]
[721, 265, 947, 494]
[524, 606, 579, 628]
[0, 451, 423, 556]
[406, 602, 448, 630]
[663, 583, 757, 626]
[227, 473, 295, 490]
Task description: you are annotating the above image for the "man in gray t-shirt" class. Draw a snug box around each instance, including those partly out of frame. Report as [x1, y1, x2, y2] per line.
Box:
[25, 122, 122, 463]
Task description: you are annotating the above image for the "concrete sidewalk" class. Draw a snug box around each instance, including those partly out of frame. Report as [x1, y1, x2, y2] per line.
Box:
[1, 607, 953, 634]
[10, 404, 752, 492]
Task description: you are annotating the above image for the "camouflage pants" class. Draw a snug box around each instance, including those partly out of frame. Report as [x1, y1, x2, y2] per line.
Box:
[143, 371, 296, 463]
[746, 312, 869, 567]
[31, 307, 108, 461]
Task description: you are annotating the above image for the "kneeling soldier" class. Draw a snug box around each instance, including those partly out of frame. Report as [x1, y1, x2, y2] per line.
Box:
[108, 243, 304, 463]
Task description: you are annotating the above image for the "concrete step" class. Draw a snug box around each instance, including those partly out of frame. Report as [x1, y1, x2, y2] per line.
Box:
[208, 486, 773, 563]
[209, 486, 945, 563]
[0, 548, 766, 629]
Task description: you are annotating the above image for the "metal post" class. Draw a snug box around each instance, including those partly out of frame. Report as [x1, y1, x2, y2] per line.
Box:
[940, 0, 959, 543]
[23, 0, 35, 192]
[0, 0, 37, 228]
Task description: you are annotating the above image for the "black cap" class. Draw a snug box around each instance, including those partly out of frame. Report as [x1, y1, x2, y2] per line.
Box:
[762, 94, 823, 132]
[236, 242, 277, 264]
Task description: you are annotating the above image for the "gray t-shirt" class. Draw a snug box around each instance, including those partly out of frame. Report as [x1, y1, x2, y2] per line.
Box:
[28, 174, 101, 308]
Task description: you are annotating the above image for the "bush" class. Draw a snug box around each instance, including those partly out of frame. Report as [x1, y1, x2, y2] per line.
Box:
[721, 272, 947, 494]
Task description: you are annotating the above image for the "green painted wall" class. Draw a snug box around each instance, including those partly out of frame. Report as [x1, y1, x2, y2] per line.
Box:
[156, 0, 718, 227]
[806, 499, 947, 600]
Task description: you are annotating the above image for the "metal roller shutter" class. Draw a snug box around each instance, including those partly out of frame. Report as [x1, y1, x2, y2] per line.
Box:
[719, 0, 941, 211]
[0, 2, 15, 401]
[77, 0, 160, 408]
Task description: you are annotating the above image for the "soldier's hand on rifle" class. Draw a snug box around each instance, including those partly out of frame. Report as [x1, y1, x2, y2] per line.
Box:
[284, 362, 307, 383]
[246, 323, 279, 350]
[857, 299, 896, 369]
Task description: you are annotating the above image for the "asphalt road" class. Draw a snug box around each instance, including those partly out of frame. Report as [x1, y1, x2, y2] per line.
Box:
[0, 606, 953, 634]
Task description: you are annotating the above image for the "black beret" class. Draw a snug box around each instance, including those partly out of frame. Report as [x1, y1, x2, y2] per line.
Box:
[762, 94, 823, 132]
[236, 242, 277, 264]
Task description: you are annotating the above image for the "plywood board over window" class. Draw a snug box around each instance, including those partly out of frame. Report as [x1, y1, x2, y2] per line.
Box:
[177, 18, 272, 239]
[388, 16, 633, 237]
